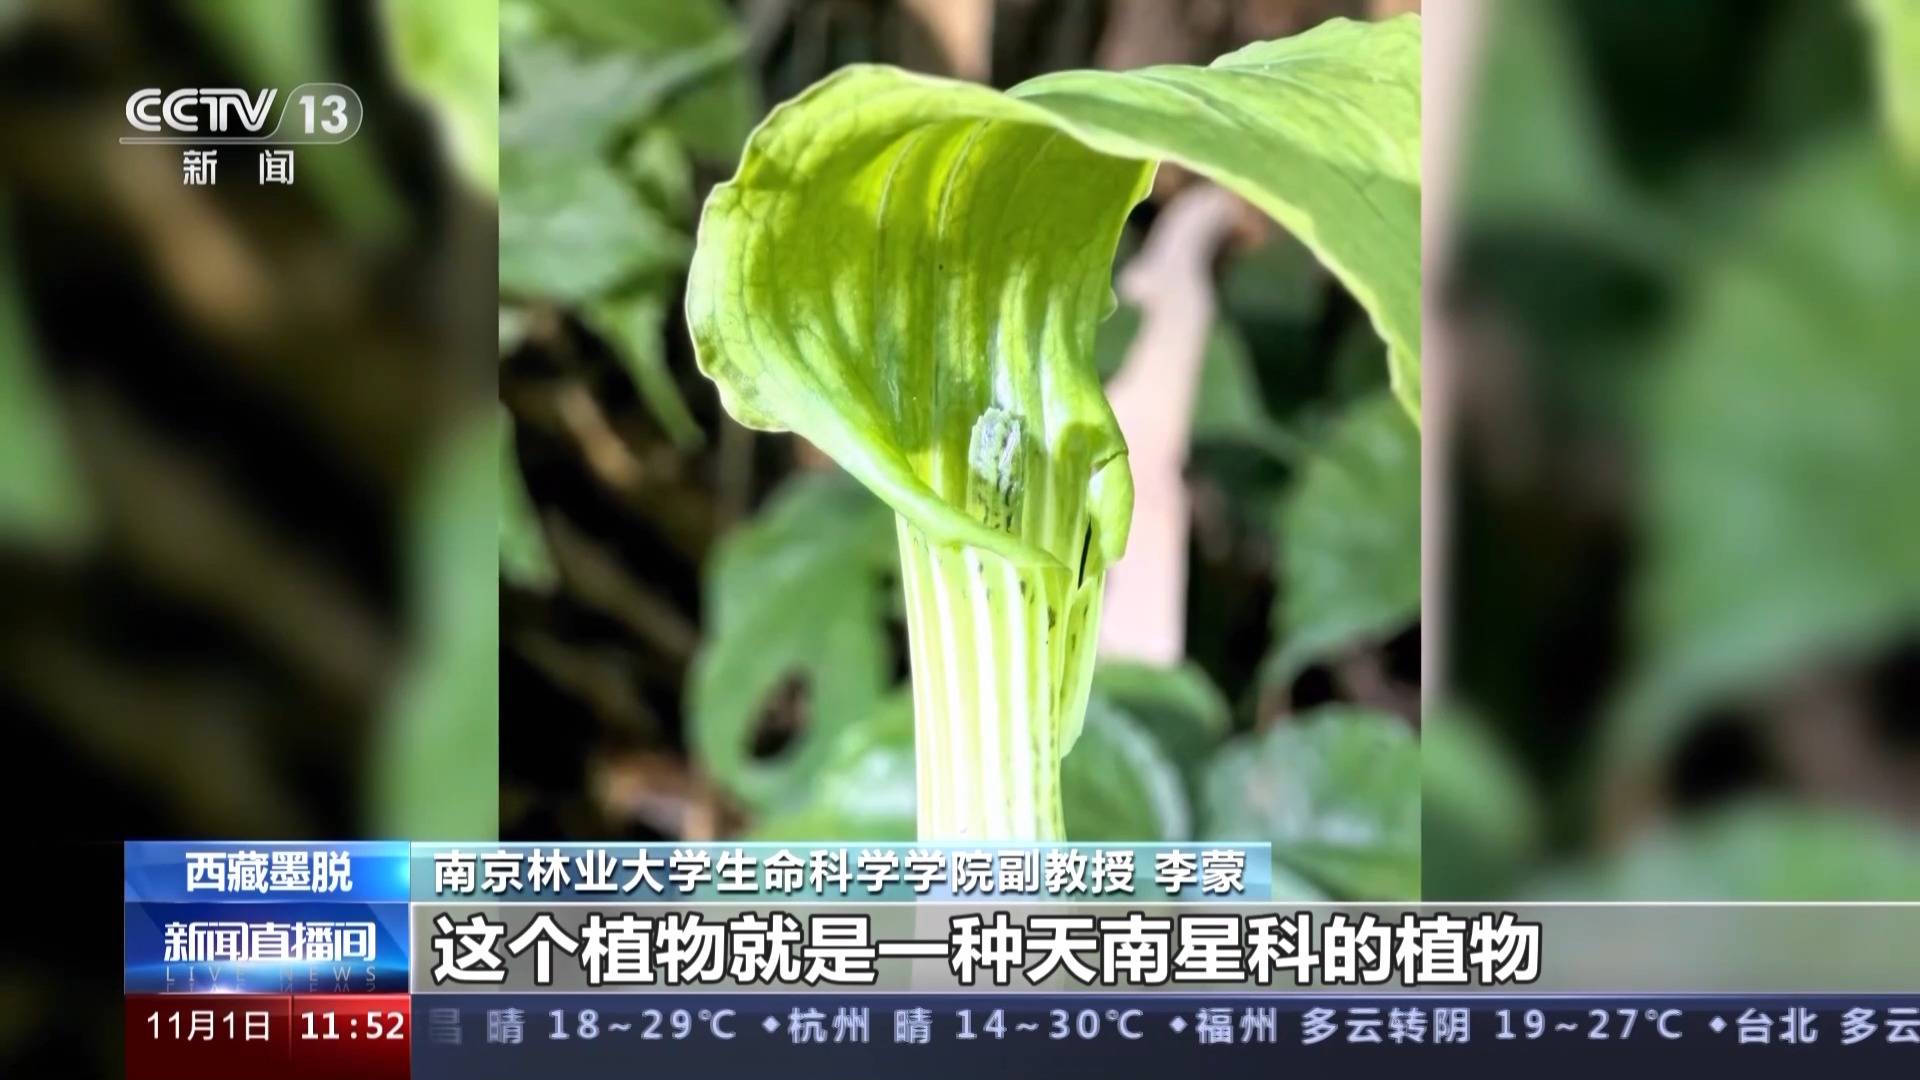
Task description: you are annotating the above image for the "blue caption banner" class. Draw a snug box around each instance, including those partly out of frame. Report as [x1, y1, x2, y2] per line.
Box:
[410, 843, 1273, 902]
[125, 840, 412, 904]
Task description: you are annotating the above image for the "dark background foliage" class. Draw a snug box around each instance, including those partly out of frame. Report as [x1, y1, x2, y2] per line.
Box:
[1431, 0, 1920, 899]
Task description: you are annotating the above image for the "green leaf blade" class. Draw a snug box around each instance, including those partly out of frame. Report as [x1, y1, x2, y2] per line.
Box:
[1608, 140, 1920, 773]
[583, 292, 704, 449]
[1010, 16, 1423, 422]
[371, 414, 501, 839]
[1062, 696, 1191, 842]
[525, 0, 755, 161]
[1201, 706, 1420, 900]
[497, 410, 555, 590]
[689, 473, 897, 811]
[1266, 391, 1420, 687]
[500, 152, 689, 304]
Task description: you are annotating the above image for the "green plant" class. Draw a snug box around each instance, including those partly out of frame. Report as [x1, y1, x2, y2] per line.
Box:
[499, 0, 758, 460]
[687, 16, 1420, 840]
[1434, 0, 1920, 900]
[1861, 0, 1920, 165]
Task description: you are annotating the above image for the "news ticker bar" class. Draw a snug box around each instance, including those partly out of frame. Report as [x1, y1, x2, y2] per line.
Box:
[127, 993, 1919, 1080]
[124, 842, 1920, 996]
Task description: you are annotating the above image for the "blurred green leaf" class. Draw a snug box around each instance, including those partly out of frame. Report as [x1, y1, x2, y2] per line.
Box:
[1217, 236, 1338, 423]
[750, 693, 917, 842]
[1862, 0, 1920, 166]
[0, 210, 91, 545]
[751, 681, 1198, 843]
[388, 0, 500, 192]
[371, 412, 500, 838]
[1090, 660, 1230, 798]
[1200, 706, 1420, 900]
[1192, 318, 1291, 461]
[1533, 801, 1920, 900]
[627, 126, 696, 221]
[1420, 701, 1541, 899]
[1609, 139, 1920, 771]
[1062, 695, 1191, 842]
[499, 10, 706, 303]
[1326, 318, 1391, 404]
[526, 0, 755, 162]
[1463, 0, 1645, 253]
[502, 35, 737, 161]
[499, 150, 688, 303]
[689, 473, 896, 811]
[532, 0, 734, 44]
[498, 410, 554, 590]
[1220, 232, 1325, 329]
[500, 7, 711, 440]
[502, 43, 651, 158]
[1094, 302, 1289, 459]
[1264, 391, 1419, 687]
[583, 291, 703, 449]
[185, 0, 326, 99]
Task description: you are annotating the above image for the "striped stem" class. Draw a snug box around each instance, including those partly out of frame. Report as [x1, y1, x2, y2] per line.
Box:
[896, 518, 1105, 840]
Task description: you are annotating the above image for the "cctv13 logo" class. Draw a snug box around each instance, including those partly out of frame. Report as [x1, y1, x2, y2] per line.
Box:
[122, 83, 363, 144]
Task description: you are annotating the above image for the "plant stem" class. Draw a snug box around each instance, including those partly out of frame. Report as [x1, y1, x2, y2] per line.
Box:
[896, 518, 1104, 840]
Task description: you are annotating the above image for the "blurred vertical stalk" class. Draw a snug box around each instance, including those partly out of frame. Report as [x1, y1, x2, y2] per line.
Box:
[0, 198, 93, 545]
[1862, 0, 1920, 166]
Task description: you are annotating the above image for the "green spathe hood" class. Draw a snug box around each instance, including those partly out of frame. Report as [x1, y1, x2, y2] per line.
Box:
[688, 15, 1421, 579]
[685, 15, 1421, 839]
